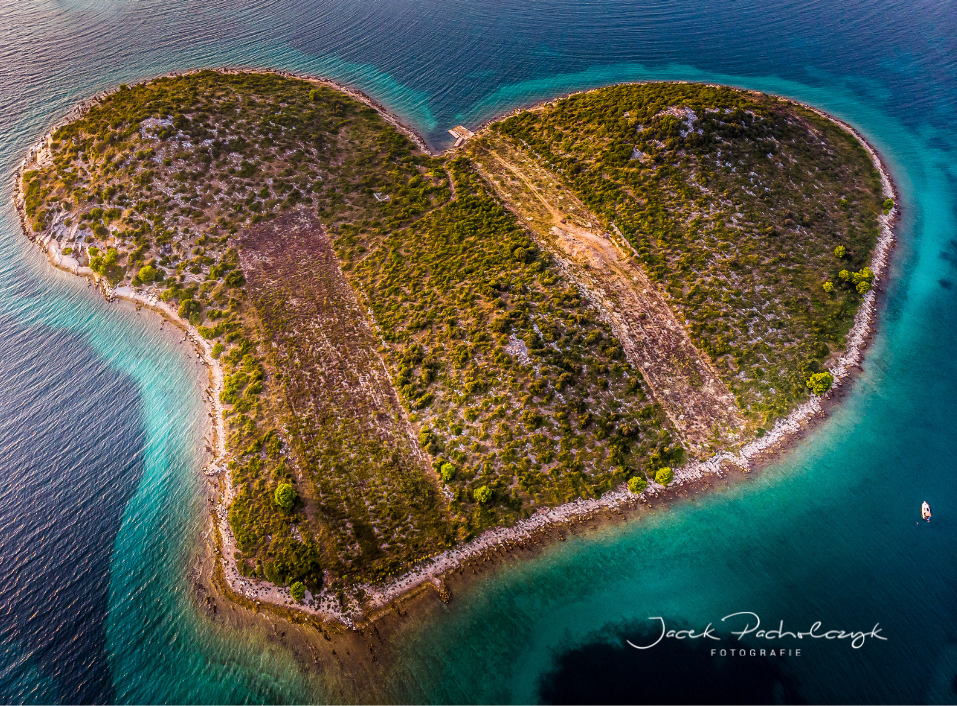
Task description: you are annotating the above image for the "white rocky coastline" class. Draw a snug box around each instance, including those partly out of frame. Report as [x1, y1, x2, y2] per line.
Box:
[12, 74, 898, 627]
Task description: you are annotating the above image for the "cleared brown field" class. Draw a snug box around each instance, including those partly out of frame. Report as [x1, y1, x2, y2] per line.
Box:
[238, 210, 449, 579]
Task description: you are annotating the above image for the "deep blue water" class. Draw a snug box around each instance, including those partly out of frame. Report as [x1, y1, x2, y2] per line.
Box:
[0, 0, 956, 703]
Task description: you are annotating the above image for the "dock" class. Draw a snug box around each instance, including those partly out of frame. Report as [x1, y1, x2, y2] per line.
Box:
[448, 125, 474, 147]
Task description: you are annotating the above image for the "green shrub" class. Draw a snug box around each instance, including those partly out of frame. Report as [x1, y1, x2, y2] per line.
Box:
[806, 371, 834, 395]
[833, 245, 845, 259]
[851, 267, 873, 294]
[178, 298, 202, 320]
[474, 485, 492, 503]
[654, 467, 674, 486]
[211, 342, 225, 359]
[138, 264, 158, 282]
[290, 581, 305, 602]
[627, 476, 647, 494]
[440, 462, 456, 483]
[883, 198, 894, 214]
[274, 483, 298, 510]
[852, 267, 873, 284]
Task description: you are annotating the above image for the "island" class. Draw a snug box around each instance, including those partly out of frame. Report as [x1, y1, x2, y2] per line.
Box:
[14, 70, 895, 625]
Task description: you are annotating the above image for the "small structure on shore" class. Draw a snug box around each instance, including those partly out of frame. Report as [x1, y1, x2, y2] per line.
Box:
[448, 125, 474, 147]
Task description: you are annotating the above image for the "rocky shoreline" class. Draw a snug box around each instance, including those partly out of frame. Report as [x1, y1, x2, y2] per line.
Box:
[12, 72, 898, 628]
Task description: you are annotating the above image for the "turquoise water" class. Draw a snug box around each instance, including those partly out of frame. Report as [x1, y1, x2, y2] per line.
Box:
[0, 0, 955, 702]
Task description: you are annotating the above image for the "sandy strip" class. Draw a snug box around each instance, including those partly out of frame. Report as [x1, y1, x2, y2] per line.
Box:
[12, 74, 898, 627]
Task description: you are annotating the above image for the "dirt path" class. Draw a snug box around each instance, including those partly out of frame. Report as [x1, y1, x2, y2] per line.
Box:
[473, 139, 744, 456]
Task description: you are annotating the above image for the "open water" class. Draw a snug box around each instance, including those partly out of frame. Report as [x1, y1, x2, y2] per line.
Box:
[0, 0, 955, 702]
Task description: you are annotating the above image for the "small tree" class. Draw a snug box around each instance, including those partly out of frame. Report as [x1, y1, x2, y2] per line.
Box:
[474, 485, 492, 503]
[852, 267, 874, 286]
[655, 467, 674, 486]
[806, 371, 834, 395]
[440, 462, 456, 483]
[852, 267, 874, 294]
[290, 581, 305, 602]
[275, 483, 297, 510]
[833, 245, 845, 259]
[138, 264, 158, 283]
[628, 476, 647, 494]
[178, 298, 202, 321]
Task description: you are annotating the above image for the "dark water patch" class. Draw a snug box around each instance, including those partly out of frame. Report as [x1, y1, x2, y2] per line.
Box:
[537, 623, 804, 705]
[0, 314, 144, 704]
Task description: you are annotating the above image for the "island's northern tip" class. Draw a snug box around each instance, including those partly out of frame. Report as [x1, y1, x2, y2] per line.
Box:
[13, 69, 896, 627]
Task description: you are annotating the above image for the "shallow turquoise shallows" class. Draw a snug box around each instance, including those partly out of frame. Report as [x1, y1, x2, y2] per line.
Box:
[0, 0, 955, 703]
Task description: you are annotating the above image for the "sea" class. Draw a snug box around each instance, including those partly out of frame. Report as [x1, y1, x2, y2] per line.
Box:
[0, 0, 955, 703]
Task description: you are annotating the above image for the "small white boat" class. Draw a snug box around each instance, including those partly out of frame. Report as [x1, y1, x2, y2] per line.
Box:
[921, 501, 932, 522]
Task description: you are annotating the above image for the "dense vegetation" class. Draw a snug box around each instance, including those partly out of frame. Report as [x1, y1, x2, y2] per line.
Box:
[493, 84, 884, 427]
[342, 160, 675, 540]
[21, 74, 884, 593]
[22, 71, 450, 589]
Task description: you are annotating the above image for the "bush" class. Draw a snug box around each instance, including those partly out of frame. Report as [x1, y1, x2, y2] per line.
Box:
[822, 281, 833, 293]
[440, 462, 456, 483]
[833, 245, 845, 259]
[474, 485, 492, 503]
[852, 267, 874, 286]
[851, 267, 874, 294]
[290, 581, 305, 602]
[138, 264, 158, 283]
[211, 342, 225, 359]
[806, 371, 834, 395]
[654, 467, 674, 486]
[274, 483, 298, 510]
[178, 298, 202, 320]
[628, 476, 647, 494]
[883, 198, 894, 214]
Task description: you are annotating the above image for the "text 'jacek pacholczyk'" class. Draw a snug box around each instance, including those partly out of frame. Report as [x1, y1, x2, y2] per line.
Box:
[627, 612, 887, 651]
